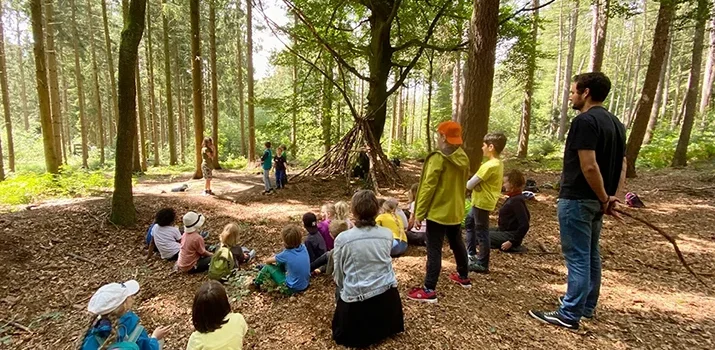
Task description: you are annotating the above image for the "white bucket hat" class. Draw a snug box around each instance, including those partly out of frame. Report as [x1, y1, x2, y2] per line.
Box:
[183, 211, 206, 233]
[87, 280, 140, 315]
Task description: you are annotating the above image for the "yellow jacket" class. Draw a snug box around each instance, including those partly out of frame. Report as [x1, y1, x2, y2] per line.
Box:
[414, 148, 470, 226]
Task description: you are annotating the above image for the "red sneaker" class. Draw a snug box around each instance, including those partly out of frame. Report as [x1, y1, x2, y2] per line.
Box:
[407, 287, 437, 303]
[449, 273, 472, 288]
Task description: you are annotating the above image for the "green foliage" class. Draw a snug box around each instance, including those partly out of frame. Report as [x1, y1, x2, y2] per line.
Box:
[0, 166, 112, 205]
[639, 130, 715, 168]
[222, 154, 248, 170]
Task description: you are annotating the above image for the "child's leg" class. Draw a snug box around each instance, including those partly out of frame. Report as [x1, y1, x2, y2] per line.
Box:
[254, 264, 287, 287]
[489, 229, 516, 249]
[465, 207, 477, 256]
[424, 220, 446, 290]
[390, 239, 408, 257]
[275, 170, 281, 188]
[190, 256, 212, 273]
[445, 224, 469, 278]
[474, 208, 491, 266]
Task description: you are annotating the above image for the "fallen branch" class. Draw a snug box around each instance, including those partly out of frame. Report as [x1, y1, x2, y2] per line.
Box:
[614, 208, 709, 288]
[1, 320, 32, 333]
[66, 252, 96, 265]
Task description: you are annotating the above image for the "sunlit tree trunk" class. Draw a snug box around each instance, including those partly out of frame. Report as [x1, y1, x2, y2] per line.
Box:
[699, 7, 715, 129]
[246, 0, 256, 161]
[0, 0, 14, 173]
[321, 60, 334, 153]
[426, 51, 434, 153]
[173, 41, 186, 163]
[644, 31, 673, 145]
[30, 0, 59, 173]
[209, 0, 220, 169]
[452, 52, 462, 122]
[289, 12, 296, 157]
[550, 0, 564, 133]
[191, 0, 205, 178]
[162, 0, 177, 165]
[86, 0, 106, 165]
[588, 0, 609, 72]
[59, 46, 69, 161]
[146, 3, 159, 166]
[45, 0, 63, 164]
[17, 20, 29, 131]
[136, 61, 148, 171]
[101, 0, 118, 146]
[518, 0, 538, 158]
[69, 0, 88, 168]
[626, 0, 648, 127]
[558, 0, 579, 141]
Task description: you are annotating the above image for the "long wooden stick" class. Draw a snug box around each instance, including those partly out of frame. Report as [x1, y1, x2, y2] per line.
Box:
[614, 208, 709, 288]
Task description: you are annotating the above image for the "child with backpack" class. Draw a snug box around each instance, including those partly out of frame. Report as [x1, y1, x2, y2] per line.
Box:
[208, 223, 256, 281]
[78, 280, 169, 350]
[177, 211, 214, 273]
[146, 208, 182, 261]
[464, 132, 507, 273]
[253, 225, 311, 295]
[186, 281, 248, 350]
[376, 198, 408, 257]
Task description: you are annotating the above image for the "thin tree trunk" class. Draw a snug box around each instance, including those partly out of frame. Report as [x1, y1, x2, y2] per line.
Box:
[246, 0, 256, 161]
[699, 6, 715, 130]
[0, 0, 14, 173]
[411, 81, 417, 143]
[660, 34, 674, 120]
[452, 52, 461, 122]
[162, 0, 177, 165]
[551, 0, 564, 133]
[673, 0, 708, 167]
[45, 0, 63, 164]
[69, 0, 88, 168]
[558, 0, 580, 141]
[518, 0, 538, 158]
[321, 60, 334, 153]
[146, 3, 159, 166]
[626, 3, 649, 127]
[389, 70, 398, 153]
[426, 51, 434, 153]
[209, 0, 220, 169]
[101, 0, 119, 146]
[60, 46, 69, 161]
[607, 35, 622, 109]
[173, 41, 186, 163]
[589, 0, 609, 72]
[17, 20, 29, 131]
[645, 31, 673, 145]
[87, 0, 105, 165]
[30, 0, 59, 173]
[191, 0, 205, 178]
[290, 12, 296, 157]
[136, 63, 148, 171]
[237, 10, 247, 157]
[463, 0, 499, 171]
[671, 39, 686, 128]
[624, 0, 675, 178]
[620, 25, 637, 118]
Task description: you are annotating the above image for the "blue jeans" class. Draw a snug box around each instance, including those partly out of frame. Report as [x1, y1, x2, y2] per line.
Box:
[275, 169, 287, 188]
[263, 169, 273, 191]
[465, 206, 490, 266]
[557, 199, 604, 322]
[390, 239, 408, 257]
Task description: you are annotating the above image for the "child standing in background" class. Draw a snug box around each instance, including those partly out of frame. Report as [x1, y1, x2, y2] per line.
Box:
[274, 146, 288, 189]
[202, 137, 215, 196]
[376, 198, 408, 257]
[254, 225, 311, 294]
[318, 203, 336, 250]
[303, 212, 327, 263]
[465, 132, 507, 273]
[260, 142, 274, 195]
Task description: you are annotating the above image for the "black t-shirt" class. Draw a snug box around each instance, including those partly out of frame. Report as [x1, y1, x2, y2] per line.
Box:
[559, 106, 626, 200]
[274, 155, 287, 171]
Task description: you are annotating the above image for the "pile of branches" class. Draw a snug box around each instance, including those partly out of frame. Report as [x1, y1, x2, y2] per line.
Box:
[291, 119, 402, 192]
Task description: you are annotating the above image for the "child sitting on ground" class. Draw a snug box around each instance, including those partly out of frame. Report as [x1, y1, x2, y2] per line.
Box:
[187, 281, 248, 350]
[177, 211, 214, 273]
[78, 280, 169, 350]
[376, 198, 408, 257]
[334, 201, 354, 229]
[303, 212, 327, 263]
[208, 223, 256, 281]
[311, 220, 349, 274]
[254, 225, 311, 295]
[146, 208, 182, 261]
[490, 169, 531, 252]
[406, 184, 427, 246]
[318, 203, 336, 250]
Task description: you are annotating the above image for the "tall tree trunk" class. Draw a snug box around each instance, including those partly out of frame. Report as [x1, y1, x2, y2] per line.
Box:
[607, 35, 621, 109]
[146, 4, 159, 166]
[321, 60, 334, 153]
[463, 0, 499, 172]
[102, 0, 119, 146]
[136, 64, 148, 171]
[86, 0, 105, 165]
[17, 21, 29, 131]
[246, 0, 256, 161]
[173, 41, 186, 163]
[0, 0, 14, 173]
[290, 12, 297, 157]
[645, 31, 673, 145]
[452, 52, 462, 122]
[30, 0, 59, 173]
[162, 0, 177, 165]
[620, 25, 637, 118]
[699, 7, 715, 116]
[624, 0, 675, 178]
[209, 0, 220, 169]
[60, 46, 70, 161]
[45, 0, 63, 163]
[673, 0, 708, 167]
[551, 0, 564, 133]
[112, 0, 146, 226]
[589, 0, 609, 72]
[426, 51, 434, 153]
[70, 0, 88, 168]
[671, 39, 686, 128]
[518, 0, 538, 158]
[558, 0, 580, 141]
[236, 10, 247, 157]
[191, 0, 205, 178]
[626, 1, 648, 127]
[364, 1, 397, 142]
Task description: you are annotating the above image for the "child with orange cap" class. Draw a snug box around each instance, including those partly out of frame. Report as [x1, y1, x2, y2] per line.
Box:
[407, 121, 471, 303]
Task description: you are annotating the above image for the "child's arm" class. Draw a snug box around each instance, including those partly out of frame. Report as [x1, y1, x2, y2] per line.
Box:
[414, 155, 444, 222]
[466, 174, 483, 191]
[263, 255, 277, 264]
[146, 238, 156, 260]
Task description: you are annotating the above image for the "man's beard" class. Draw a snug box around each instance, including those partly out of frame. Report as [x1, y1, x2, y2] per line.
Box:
[571, 100, 584, 111]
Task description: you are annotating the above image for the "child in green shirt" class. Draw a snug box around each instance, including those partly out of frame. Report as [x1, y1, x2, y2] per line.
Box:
[465, 132, 507, 273]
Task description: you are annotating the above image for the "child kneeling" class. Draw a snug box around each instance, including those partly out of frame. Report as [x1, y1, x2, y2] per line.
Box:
[253, 225, 311, 295]
[490, 169, 531, 252]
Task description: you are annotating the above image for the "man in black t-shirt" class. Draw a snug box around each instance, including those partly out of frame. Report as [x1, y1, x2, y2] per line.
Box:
[529, 72, 626, 330]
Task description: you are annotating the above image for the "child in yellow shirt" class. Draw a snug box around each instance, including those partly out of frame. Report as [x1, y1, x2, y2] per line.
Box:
[376, 198, 408, 257]
[465, 132, 507, 273]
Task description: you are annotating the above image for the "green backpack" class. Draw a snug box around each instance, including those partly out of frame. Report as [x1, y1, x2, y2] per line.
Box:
[208, 246, 235, 281]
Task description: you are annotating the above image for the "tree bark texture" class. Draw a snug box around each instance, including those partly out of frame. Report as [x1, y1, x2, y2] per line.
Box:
[290, 12, 297, 158]
[463, 0, 499, 172]
[70, 0, 88, 168]
[551, 0, 564, 132]
[191, 0, 205, 178]
[321, 60, 334, 153]
[102, 0, 119, 144]
[0, 0, 14, 173]
[518, 0, 538, 158]
[626, 0, 648, 127]
[45, 0, 63, 164]
[111, 0, 146, 226]
[30, 0, 59, 173]
[146, 4, 160, 166]
[136, 62, 148, 171]
[163, 0, 177, 165]
[558, 0, 579, 141]
[173, 39, 186, 163]
[17, 21, 29, 131]
[236, 9, 247, 157]
[426, 52, 434, 153]
[644, 32, 672, 145]
[452, 52, 462, 122]
[209, 0, 220, 169]
[699, 7, 715, 115]
[86, 0, 106, 165]
[624, 0, 675, 178]
[588, 0, 609, 72]
[672, 0, 708, 167]
[364, 2, 394, 142]
[246, 0, 256, 161]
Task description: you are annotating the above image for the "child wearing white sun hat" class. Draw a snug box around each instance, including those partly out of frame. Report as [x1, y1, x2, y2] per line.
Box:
[177, 211, 214, 273]
[78, 280, 169, 350]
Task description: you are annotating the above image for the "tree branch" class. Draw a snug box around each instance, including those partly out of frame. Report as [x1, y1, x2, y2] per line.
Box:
[393, 39, 468, 53]
[500, 0, 556, 25]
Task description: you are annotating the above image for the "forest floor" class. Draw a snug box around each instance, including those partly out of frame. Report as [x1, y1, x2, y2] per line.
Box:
[1, 161, 714, 349]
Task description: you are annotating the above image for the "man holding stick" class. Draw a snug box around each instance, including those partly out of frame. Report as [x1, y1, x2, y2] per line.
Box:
[529, 72, 627, 330]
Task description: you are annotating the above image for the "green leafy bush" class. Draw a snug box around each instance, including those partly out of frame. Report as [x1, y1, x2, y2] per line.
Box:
[0, 166, 113, 205]
[638, 130, 715, 169]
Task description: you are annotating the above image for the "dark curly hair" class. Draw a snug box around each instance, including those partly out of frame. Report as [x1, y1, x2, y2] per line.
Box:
[573, 72, 611, 102]
[155, 208, 176, 227]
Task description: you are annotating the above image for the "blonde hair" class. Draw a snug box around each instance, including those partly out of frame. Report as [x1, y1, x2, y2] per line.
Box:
[219, 223, 240, 247]
[408, 183, 419, 203]
[321, 203, 336, 220]
[75, 300, 130, 350]
[381, 198, 401, 229]
[334, 201, 350, 221]
[329, 220, 349, 238]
